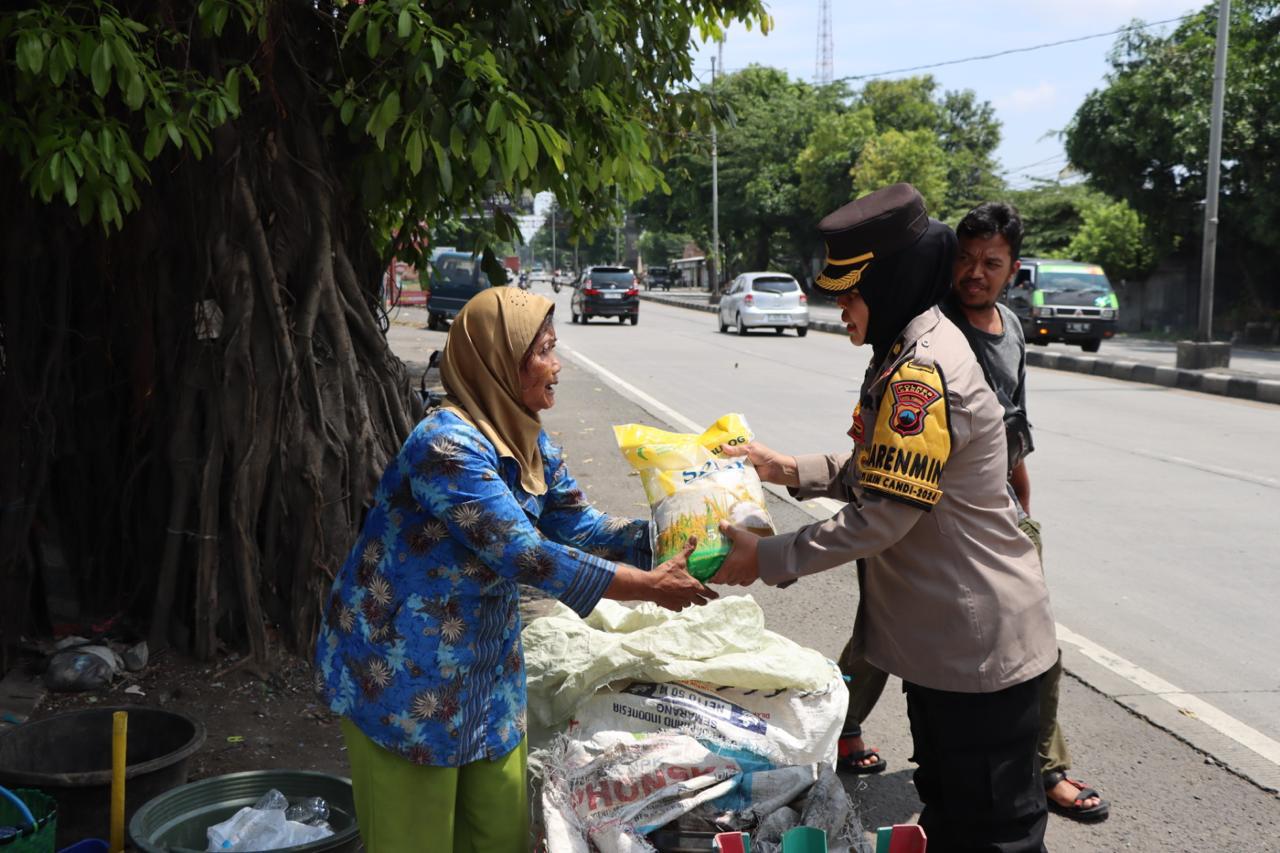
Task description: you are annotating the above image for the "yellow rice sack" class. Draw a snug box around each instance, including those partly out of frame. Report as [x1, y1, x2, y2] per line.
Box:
[614, 414, 775, 581]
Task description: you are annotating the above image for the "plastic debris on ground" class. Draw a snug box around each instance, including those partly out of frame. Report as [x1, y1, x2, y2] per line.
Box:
[205, 788, 332, 851]
[614, 414, 775, 581]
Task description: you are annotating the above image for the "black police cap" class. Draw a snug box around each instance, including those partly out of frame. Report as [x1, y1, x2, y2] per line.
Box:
[814, 183, 930, 293]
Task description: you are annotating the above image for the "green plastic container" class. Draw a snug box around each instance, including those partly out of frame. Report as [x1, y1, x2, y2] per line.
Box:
[0, 788, 56, 853]
[128, 770, 359, 853]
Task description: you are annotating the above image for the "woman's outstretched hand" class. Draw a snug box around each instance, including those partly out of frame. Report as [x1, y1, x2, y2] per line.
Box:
[646, 537, 718, 611]
[606, 537, 717, 611]
[719, 441, 799, 487]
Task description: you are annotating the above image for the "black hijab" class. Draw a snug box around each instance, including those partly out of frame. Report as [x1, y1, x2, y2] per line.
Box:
[858, 218, 958, 362]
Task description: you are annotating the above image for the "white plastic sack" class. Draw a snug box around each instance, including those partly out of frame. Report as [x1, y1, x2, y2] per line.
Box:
[539, 730, 818, 853]
[523, 596, 835, 729]
[566, 666, 847, 768]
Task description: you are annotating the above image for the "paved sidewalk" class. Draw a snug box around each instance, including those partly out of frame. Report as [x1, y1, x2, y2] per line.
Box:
[640, 288, 1280, 405]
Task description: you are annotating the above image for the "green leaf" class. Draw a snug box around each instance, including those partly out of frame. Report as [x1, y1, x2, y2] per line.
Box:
[431, 140, 452, 193]
[100, 128, 115, 161]
[406, 130, 424, 175]
[340, 98, 356, 126]
[484, 101, 504, 134]
[431, 37, 446, 69]
[166, 123, 182, 149]
[143, 123, 164, 160]
[98, 189, 120, 230]
[449, 125, 465, 158]
[366, 20, 380, 58]
[225, 68, 240, 111]
[470, 137, 491, 176]
[62, 169, 77, 206]
[124, 73, 145, 109]
[397, 9, 411, 39]
[378, 91, 401, 133]
[114, 157, 130, 187]
[521, 125, 538, 168]
[503, 124, 522, 178]
[91, 43, 110, 97]
[18, 34, 44, 75]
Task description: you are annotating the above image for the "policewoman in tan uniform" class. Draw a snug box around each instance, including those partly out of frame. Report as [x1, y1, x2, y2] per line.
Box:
[718, 183, 1057, 852]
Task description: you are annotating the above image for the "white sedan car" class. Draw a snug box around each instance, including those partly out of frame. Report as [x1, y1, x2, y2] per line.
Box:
[717, 272, 809, 336]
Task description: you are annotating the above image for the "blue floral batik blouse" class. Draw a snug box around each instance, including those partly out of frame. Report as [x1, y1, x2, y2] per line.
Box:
[315, 408, 650, 766]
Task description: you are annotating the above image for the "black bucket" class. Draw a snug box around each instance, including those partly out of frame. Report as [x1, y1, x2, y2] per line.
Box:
[0, 707, 205, 846]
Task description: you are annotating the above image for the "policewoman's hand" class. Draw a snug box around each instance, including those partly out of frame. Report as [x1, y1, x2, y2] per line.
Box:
[713, 521, 761, 586]
[718, 441, 799, 487]
[646, 536, 719, 611]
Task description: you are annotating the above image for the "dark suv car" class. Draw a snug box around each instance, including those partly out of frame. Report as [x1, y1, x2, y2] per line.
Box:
[645, 266, 671, 291]
[571, 266, 639, 325]
[426, 252, 498, 330]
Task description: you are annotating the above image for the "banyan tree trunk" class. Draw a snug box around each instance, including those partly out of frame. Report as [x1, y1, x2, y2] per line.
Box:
[0, 22, 418, 669]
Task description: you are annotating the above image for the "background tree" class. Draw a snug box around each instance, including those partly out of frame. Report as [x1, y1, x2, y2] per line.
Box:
[0, 0, 768, 668]
[852, 128, 949, 214]
[1065, 0, 1280, 318]
[1067, 199, 1156, 283]
[637, 229, 694, 268]
[795, 106, 876, 220]
[1006, 181, 1108, 257]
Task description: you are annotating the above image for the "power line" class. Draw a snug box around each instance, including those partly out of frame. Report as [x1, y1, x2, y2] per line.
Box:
[700, 13, 1196, 83]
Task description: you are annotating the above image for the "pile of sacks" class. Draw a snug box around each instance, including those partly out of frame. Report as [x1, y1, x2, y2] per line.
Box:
[523, 596, 872, 853]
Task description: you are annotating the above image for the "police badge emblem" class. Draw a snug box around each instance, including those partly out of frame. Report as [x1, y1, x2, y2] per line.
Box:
[888, 380, 941, 437]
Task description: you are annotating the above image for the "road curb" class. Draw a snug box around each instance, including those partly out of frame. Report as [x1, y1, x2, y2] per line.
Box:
[640, 292, 1280, 405]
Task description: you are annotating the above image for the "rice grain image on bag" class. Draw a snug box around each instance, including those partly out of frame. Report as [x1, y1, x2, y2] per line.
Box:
[615, 414, 775, 581]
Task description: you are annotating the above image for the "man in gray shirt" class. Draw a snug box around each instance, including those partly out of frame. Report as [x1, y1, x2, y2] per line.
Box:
[949, 202, 1109, 823]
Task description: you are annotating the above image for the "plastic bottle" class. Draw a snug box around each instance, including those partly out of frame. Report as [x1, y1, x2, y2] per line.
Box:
[284, 797, 329, 826]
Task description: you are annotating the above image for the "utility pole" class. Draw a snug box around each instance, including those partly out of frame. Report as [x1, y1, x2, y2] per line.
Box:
[550, 204, 556, 272]
[710, 46, 721, 301]
[614, 185, 622, 264]
[1181, 0, 1232, 368]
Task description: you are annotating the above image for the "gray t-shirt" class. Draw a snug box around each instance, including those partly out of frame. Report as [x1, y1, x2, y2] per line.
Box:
[967, 303, 1030, 516]
[968, 302, 1026, 417]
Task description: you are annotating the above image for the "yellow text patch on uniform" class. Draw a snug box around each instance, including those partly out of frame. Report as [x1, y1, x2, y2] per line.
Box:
[858, 360, 951, 509]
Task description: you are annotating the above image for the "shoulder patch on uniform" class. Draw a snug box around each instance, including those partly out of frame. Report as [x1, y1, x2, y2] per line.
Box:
[858, 360, 951, 509]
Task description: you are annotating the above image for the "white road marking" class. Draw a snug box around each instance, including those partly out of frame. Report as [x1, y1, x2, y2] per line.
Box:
[1055, 624, 1280, 766]
[563, 341, 1280, 770]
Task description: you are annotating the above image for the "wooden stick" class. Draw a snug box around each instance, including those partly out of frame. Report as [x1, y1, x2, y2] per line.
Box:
[111, 711, 127, 853]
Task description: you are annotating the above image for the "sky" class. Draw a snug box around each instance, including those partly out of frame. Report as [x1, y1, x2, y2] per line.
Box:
[690, 0, 1205, 189]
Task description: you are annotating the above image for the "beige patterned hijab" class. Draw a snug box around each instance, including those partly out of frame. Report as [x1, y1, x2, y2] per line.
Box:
[440, 287, 554, 496]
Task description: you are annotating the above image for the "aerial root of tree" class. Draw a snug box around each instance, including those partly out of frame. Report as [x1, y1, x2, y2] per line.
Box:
[1, 87, 418, 668]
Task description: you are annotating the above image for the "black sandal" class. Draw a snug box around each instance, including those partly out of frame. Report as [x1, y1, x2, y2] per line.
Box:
[836, 727, 887, 775]
[1043, 769, 1110, 823]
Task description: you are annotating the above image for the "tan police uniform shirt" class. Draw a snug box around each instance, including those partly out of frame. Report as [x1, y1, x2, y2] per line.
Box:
[756, 306, 1057, 694]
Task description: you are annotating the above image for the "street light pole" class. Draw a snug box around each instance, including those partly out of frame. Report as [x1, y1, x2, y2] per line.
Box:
[1198, 0, 1230, 344]
[551, 204, 556, 272]
[710, 49, 720, 300]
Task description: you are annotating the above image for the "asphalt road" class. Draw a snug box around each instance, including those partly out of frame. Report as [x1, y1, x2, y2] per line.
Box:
[386, 293, 1280, 850]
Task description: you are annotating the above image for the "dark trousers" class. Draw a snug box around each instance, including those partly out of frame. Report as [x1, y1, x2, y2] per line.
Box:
[904, 676, 1048, 853]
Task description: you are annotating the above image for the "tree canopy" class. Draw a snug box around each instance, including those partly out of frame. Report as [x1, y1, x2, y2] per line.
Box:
[637, 69, 1003, 284]
[0, 0, 768, 666]
[1065, 0, 1280, 313]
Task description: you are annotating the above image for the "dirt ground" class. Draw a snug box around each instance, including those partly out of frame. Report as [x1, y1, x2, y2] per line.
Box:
[31, 646, 350, 782]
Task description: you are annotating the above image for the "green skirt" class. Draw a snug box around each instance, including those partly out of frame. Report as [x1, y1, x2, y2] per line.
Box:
[340, 719, 528, 853]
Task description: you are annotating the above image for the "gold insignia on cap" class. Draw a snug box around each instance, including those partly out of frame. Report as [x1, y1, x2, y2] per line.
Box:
[826, 251, 876, 266]
[815, 256, 874, 292]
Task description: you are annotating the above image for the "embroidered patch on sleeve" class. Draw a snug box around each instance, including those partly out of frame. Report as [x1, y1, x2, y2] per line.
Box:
[857, 360, 951, 509]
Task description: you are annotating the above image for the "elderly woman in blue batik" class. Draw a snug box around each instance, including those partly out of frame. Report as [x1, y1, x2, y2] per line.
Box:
[315, 287, 713, 853]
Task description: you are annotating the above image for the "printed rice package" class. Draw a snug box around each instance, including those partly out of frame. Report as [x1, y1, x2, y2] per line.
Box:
[614, 414, 776, 581]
